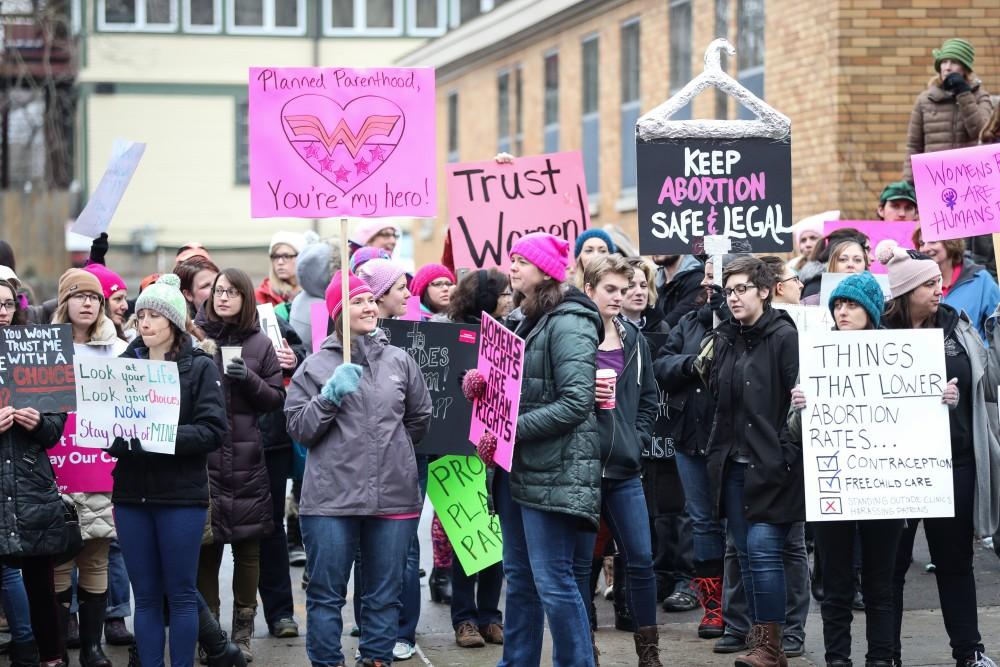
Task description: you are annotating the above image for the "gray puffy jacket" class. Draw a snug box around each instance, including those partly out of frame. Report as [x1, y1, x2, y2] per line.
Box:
[285, 330, 432, 516]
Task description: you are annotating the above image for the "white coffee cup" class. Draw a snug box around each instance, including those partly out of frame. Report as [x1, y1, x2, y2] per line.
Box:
[221, 346, 243, 367]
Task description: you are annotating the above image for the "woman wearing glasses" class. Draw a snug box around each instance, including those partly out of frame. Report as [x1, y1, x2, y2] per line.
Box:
[705, 256, 802, 666]
[410, 264, 456, 323]
[52, 268, 130, 667]
[255, 232, 306, 309]
[195, 268, 285, 662]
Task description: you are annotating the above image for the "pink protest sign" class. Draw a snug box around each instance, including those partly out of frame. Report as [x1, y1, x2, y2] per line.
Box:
[912, 143, 1000, 241]
[310, 301, 329, 354]
[824, 220, 918, 274]
[447, 152, 590, 271]
[51, 413, 115, 494]
[249, 67, 437, 219]
[469, 313, 524, 472]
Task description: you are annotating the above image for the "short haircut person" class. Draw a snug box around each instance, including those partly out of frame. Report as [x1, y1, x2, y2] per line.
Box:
[624, 257, 658, 308]
[582, 254, 634, 291]
[722, 256, 776, 306]
[760, 255, 790, 279]
[204, 268, 257, 331]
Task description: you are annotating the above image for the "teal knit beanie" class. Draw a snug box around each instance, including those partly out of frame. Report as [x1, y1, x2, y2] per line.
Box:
[828, 271, 884, 328]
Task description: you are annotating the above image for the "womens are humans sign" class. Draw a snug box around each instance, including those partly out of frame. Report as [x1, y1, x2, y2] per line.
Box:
[249, 67, 436, 218]
[636, 137, 793, 254]
[73, 358, 181, 454]
[798, 329, 953, 522]
[912, 143, 1000, 241]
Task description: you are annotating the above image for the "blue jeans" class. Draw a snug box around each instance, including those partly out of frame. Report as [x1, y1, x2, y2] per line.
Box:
[494, 469, 596, 667]
[598, 476, 657, 627]
[397, 456, 429, 646]
[675, 450, 726, 564]
[302, 515, 416, 666]
[723, 463, 792, 624]
[1, 566, 33, 642]
[106, 538, 132, 618]
[116, 504, 206, 667]
[450, 560, 503, 627]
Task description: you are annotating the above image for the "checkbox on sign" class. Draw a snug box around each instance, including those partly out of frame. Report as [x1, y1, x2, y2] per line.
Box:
[816, 454, 839, 473]
[820, 497, 843, 515]
[818, 475, 841, 493]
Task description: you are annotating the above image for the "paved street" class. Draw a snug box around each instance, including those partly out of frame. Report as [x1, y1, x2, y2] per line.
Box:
[91, 499, 1000, 667]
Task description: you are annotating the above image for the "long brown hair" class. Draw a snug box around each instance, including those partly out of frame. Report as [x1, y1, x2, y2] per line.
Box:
[0, 280, 25, 326]
[204, 268, 258, 331]
[447, 268, 510, 322]
[882, 293, 937, 330]
[520, 279, 564, 319]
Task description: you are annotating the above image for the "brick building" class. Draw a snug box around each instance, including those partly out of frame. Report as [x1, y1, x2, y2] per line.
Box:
[398, 0, 1000, 266]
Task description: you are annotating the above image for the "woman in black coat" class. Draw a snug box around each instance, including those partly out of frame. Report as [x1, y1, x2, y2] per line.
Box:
[0, 276, 69, 666]
[706, 256, 801, 666]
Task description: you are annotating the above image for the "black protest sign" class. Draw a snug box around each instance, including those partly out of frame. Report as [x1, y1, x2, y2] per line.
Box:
[0, 324, 76, 413]
[636, 136, 793, 254]
[641, 332, 675, 460]
[379, 319, 478, 455]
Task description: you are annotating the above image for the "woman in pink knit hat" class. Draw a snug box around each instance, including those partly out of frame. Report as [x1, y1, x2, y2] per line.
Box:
[467, 231, 603, 666]
[410, 264, 456, 322]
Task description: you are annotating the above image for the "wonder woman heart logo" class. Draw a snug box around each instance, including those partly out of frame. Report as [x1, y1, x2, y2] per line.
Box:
[280, 94, 405, 194]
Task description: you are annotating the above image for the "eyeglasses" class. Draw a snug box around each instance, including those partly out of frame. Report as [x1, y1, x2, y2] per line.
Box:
[214, 287, 241, 298]
[70, 293, 101, 304]
[723, 283, 759, 298]
[778, 275, 803, 286]
[0, 300, 15, 312]
[374, 229, 400, 239]
[428, 280, 454, 289]
[270, 253, 298, 262]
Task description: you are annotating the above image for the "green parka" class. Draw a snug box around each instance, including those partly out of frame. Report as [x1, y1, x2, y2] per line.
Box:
[508, 290, 603, 528]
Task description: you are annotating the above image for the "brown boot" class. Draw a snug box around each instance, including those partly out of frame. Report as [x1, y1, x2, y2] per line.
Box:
[231, 607, 255, 662]
[633, 626, 663, 667]
[734, 624, 787, 667]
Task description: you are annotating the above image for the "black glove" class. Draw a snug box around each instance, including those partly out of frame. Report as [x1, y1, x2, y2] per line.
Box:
[942, 72, 972, 96]
[682, 356, 696, 377]
[105, 436, 142, 458]
[88, 233, 109, 266]
[224, 357, 249, 382]
[707, 284, 726, 314]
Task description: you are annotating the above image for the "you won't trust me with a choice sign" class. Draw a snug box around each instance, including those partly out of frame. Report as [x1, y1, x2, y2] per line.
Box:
[649, 147, 792, 244]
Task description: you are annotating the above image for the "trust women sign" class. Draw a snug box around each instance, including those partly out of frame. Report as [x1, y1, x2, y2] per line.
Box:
[249, 67, 436, 218]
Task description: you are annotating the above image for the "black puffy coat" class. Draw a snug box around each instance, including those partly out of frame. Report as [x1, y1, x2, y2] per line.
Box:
[0, 412, 68, 558]
[657, 257, 705, 328]
[197, 316, 284, 543]
[113, 335, 228, 507]
[707, 307, 803, 524]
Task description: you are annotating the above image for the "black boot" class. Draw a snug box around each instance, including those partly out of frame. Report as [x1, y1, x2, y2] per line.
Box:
[77, 590, 112, 667]
[429, 567, 452, 604]
[9, 639, 40, 667]
[199, 602, 247, 667]
[612, 554, 636, 633]
[56, 589, 74, 663]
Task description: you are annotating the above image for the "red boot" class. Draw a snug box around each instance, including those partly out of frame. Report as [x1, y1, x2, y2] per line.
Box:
[692, 577, 724, 639]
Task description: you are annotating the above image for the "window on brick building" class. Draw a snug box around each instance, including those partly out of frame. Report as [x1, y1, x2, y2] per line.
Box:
[737, 0, 764, 119]
[544, 50, 560, 153]
[620, 18, 640, 193]
[236, 98, 250, 184]
[514, 65, 524, 156]
[99, 0, 177, 32]
[582, 34, 600, 199]
[227, 0, 306, 35]
[407, 0, 446, 35]
[447, 91, 459, 163]
[326, 0, 402, 35]
[715, 0, 729, 118]
[669, 0, 692, 120]
[497, 70, 511, 154]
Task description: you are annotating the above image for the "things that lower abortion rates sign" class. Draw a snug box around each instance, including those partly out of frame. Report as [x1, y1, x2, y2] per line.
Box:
[73, 358, 181, 454]
[469, 313, 523, 472]
[798, 329, 953, 522]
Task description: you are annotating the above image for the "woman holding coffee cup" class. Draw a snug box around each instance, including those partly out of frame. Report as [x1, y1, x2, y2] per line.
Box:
[194, 268, 285, 662]
[582, 255, 662, 666]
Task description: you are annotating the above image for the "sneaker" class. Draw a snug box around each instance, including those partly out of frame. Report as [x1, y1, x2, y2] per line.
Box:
[288, 546, 307, 567]
[713, 632, 747, 654]
[455, 621, 486, 648]
[661, 589, 698, 612]
[269, 617, 299, 638]
[393, 641, 416, 660]
[959, 651, 999, 667]
[782, 636, 804, 657]
[479, 623, 504, 645]
[105, 617, 135, 645]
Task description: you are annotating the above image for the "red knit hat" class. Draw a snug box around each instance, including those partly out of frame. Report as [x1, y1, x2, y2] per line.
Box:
[509, 232, 570, 282]
[84, 263, 127, 298]
[410, 264, 456, 300]
[325, 270, 373, 320]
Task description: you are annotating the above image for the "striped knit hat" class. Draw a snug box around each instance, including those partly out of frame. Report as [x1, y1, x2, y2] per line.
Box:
[934, 38, 975, 73]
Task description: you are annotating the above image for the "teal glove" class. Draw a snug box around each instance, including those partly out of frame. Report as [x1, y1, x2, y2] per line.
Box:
[321, 363, 363, 406]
